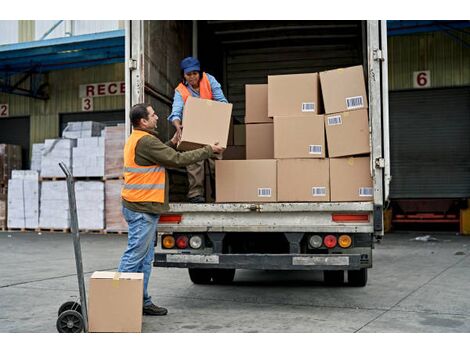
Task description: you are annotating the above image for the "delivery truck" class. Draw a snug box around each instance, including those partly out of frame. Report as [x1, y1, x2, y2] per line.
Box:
[125, 20, 390, 287]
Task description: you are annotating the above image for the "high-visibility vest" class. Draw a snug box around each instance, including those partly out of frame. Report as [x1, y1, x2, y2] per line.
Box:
[121, 130, 166, 203]
[176, 72, 213, 103]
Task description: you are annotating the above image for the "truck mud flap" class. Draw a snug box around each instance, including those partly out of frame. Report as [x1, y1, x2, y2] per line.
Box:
[154, 253, 364, 270]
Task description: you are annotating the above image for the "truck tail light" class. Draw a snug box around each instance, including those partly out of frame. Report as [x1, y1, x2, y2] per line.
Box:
[338, 235, 352, 248]
[159, 214, 182, 223]
[176, 235, 189, 249]
[332, 214, 369, 222]
[309, 235, 323, 248]
[162, 236, 175, 249]
[324, 235, 337, 248]
[189, 235, 203, 249]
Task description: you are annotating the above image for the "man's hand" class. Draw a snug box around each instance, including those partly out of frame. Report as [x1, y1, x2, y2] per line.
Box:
[170, 131, 180, 145]
[210, 142, 225, 154]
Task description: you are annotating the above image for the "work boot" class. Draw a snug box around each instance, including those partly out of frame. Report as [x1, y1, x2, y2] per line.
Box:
[188, 195, 205, 203]
[143, 303, 168, 316]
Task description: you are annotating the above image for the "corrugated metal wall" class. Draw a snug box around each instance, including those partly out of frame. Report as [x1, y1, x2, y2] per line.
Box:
[388, 30, 470, 90]
[0, 63, 124, 146]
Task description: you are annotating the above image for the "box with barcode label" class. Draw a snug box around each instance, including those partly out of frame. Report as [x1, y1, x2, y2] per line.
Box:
[274, 116, 325, 159]
[278, 159, 330, 202]
[268, 72, 322, 117]
[330, 157, 373, 202]
[324, 110, 370, 158]
[319, 65, 368, 114]
[215, 160, 277, 203]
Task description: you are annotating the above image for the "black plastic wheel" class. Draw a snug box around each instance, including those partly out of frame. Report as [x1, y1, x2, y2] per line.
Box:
[58, 301, 82, 316]
[324, 270, 345, 285]
[211, 269, 236, 284]
[348, 268, 368, 287]
[56, 310, 84, 333]
[188, 268, 212, 284]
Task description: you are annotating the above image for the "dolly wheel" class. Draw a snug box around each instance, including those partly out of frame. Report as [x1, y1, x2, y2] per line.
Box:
[56, 310, 84, 333]
[58, 301, 82, 316]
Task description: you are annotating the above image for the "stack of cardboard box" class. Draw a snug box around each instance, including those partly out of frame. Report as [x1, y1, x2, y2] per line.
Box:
[75, 181, 105, 230]
[72, 137, 105, 177]
[7, 171, 39, 229]
[215, 65, 372, 203]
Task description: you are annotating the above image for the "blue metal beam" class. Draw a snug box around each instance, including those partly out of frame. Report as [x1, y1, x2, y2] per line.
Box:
[387, 20, 470, 36]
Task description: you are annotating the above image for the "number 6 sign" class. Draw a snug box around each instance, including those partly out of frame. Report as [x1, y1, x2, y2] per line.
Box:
[413, 71, 431, 88]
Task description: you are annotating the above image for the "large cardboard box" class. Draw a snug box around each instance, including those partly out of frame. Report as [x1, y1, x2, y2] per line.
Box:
[246, 123, 274, 159]
[245, 84, 271, 123]
[325, 109, 370, 157]
[88, 271, 143, 333]
[216, 160, 277, 202]
[278, 159, 330, 202]
[178, 96, 233, 151]
[274, 116, 325, 159]
[330, 157, 373, 202]
[268, 73, 321, 117]
[320, 65, 368, 114]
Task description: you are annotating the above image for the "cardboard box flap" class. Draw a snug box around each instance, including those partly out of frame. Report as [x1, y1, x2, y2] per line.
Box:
[91, 271, 143, 280]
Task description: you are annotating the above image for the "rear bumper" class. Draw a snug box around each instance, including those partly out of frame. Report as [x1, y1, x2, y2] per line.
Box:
[154, 253, 369, 270]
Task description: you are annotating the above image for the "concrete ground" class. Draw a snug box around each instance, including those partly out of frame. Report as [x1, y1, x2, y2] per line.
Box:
[0, 231, 469, 333]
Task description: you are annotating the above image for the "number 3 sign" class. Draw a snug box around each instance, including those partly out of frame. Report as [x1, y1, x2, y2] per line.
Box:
[82, 97, 93, 112]
[413, 71, 431, 89]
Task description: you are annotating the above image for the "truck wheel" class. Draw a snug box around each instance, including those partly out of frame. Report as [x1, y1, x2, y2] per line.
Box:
[188, 268, 212, 284]
[211, 269, 235, 284]
[348, 268, 368, 287]
[323, 270, 345, 285]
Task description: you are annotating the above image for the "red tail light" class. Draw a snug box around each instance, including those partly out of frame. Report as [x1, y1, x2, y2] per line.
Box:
[176, 236, 188, 249]
[324, 235, 337, 248]
[332, 214, 369, 222]
[159, 214, 182, 223]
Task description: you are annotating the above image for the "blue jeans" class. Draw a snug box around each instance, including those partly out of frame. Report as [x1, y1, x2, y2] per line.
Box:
[118, 206, 159, 307]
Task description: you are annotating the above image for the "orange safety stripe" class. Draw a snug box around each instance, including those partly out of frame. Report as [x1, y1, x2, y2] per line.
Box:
[176, 72, 213, 103]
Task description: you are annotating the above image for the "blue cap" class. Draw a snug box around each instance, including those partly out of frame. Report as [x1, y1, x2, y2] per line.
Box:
[180, 56, 200, 74]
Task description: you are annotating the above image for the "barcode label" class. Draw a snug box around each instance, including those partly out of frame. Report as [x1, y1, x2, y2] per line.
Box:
[312, 187, 327, 196]
[359, 187, 373, 197]
[257, 188, 272, 197]
[301, 102, 315, 112]
[327, 115, 343, 126]
[308, 145, 322, 155]
[346, 96, 364, 109]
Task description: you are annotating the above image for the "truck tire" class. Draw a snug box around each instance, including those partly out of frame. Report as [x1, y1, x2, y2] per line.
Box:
[188, 268, 212, 284]
[211, 269, 236, 284]
[348, 268, 368, 287]
[323, 270, 345, 285]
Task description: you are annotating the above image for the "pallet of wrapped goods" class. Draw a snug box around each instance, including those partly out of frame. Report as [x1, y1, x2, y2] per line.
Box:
[7, 170, 39, 229]
[105, 179, 127, 233]
[75, 181, 104, 230]
[39, 181, 70, 230]
[0, 144, 22, 186]
[30, 143, 45, 172]
[40, 138, 77, 178]
[104, 124, 125, 179]
[62, 121, 105, 139]
[72, 137, 105, 177]
[0, 191, 6, 230]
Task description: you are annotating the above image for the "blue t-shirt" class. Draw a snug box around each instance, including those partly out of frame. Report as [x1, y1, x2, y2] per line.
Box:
[167, 73, 228, 122]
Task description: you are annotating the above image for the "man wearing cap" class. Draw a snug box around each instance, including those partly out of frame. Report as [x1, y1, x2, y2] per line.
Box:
[168, 56, 229, 203]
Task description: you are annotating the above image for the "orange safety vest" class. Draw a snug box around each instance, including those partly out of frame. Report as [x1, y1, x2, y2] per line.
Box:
[121, 130, 166, 203]
[176, 72, 213, 103]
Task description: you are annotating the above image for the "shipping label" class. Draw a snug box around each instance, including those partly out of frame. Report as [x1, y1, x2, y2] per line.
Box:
[301, 102, 315, 112]
[327, 115, 343, 126]
[257, 188, 272, 197]
[359, 187, 373, 197]
[312, 187, 327, 197]
[346, 96, 364, 109]
[308, 145, 322, 155]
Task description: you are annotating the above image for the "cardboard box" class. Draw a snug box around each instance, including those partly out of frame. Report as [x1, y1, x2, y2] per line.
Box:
[233, 125, 246, 146]
[274, 116, 325, 159]
[330, 157, 373, 202]
[325, 109, 370, 157]
[216, 160, 277, 202]
[245, 84, 271, 123]
[88, 271, 143, 333]
[223, 146, 246, 160]
[268, 73, 321, 117]
[178, 96, 233, 151]
[246, 123, 274, 159]
[278, 159, 330, 202]
[320, 65, 368, 114]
